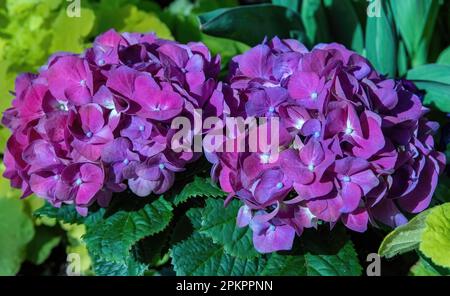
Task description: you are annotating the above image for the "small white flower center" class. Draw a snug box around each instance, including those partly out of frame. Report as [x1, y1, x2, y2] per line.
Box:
[308, 164, 315, 172]
[310, 92, 318, 100]
[97, 59, 106, 66]
[75, 178, 83, 186]
[276, 182, 283, 189]
[86, 131, 93, 138]
[80, 79, 86, 87]
[138, 125, 145, 132]
[158, 163, 165, 170]
[268, 106, 275, 113]
[313, 131, 320, 138]
[345, 127, 354, 135]
[295, 119, 305, 130]
[260, 153, 270, 164]
[123, 159, 130, 165]
[343, 176, 351, 183]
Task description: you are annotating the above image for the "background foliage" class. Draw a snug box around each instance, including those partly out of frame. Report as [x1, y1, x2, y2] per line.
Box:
[0, 0, 449, 276]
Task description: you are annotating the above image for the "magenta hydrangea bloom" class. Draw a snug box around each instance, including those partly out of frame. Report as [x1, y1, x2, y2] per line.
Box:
[2, 29, 223, 215]
[209, 37, 445, 253]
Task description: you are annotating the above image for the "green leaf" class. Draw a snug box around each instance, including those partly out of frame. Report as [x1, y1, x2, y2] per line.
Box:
[173, 177, 226, 206]
[407, 64, 450, 85]
[261, 253, 307, 276]
[303, 240, 361, 276]
[420, 203, 450, 268]
[397, 40, 409, 76]
[171, 233, 265, 276]
[50, 7, 95, 53]
[199, 4, 306, 46]
[186, 207, 204, 230]
[83, 197, 173, 276]
[413, 81, 450, 113]
[300, 226, 362, 276]
[300, 0, 331, 45]
[272, 0, 300, 11]
[119, 5, 172, 38]
[25, 225, 61, 265]
[323, 0, 364, 53]
[0, 197, 35, 275]
[437, 47, 450, 65]
[34, 202, 85, 225]
[389, 0, 440, 66]
[90, 255, 147, 276]
[365, 0, 397, 77]
[200, 198, 258, 258]
[378, 210, 430, 259]
[410, 257, 449, 276]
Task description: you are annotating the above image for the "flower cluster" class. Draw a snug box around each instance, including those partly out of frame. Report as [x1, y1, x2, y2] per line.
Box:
[2, 30, 224, 215]
[208, 38, 446, 253]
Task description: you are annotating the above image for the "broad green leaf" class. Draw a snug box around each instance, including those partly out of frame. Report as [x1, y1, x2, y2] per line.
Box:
[173, 176, 226, 206]
[437, 47, 450, 65]
[199, 4, 305, 46]
[413, 81, 450, 113]
[378, 210, 430, 258]
[186, 207, 204, 229]
[25, 225, 61, 265]
[272, 0, 300, 12]
[0, 197, 34, 275]
[90, 255, 147, 276]
[50, 7, 95, 53]
[410, 257, 449, 276]
[365, 0, 397, 77]
[34, 202, 85, 225]
[301, 0, 331, 45]
[420, 203, 450, 268]
[171, 233, 265, 276]
[200, 198, 258, 258]
[407, 64, 450, 85]
[84, 197, 172, 261]
[261, 253, 307, 276]
[323, 0, 364, 53]
[300, 226, 362, 276]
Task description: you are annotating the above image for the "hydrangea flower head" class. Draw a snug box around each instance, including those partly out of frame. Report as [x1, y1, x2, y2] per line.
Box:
[2, 30, 223, 215]
[210, 38, 445, 253]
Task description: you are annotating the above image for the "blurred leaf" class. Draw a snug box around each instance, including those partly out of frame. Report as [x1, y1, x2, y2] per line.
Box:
[301, 0, 331, 45]
[397, 40, 409, 76]
[199, 4, 306, 46]
[407, 64, 450, 85]
[365, 0, 397, 77]
[390, 0, 440, 66]
[437, 46, 450, 65]
[200, 199, 258, 259]
[25, 225, 61, 265]
[50, 7, 95, 53]
[120, 5, 172, 38]
[414, 81, 450, 113]
[0, 197, 34, 275]
[420, 203, 450, 268]
[34, 202, 85, 225]
[378, 210, 430, 259]
[272, 0, 300, 11]
[173, 176, 226, 206]
[323, 0, 364, 53]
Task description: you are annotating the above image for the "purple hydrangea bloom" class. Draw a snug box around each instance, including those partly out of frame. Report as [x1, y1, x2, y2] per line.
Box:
[209, 38, 446, 253]
[2, 30, 224, 215]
